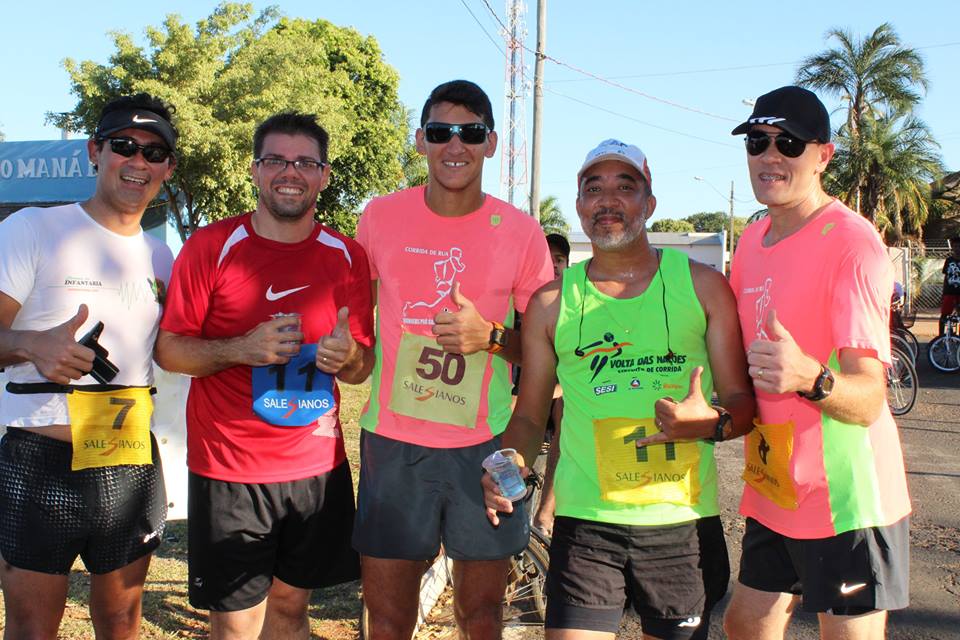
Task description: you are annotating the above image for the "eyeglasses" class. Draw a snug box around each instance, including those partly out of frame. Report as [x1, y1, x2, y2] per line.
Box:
[254, 157, 327, 174]
[424, 122, 489, 145]
[100, 137, 173, 163]
[744, 131, 810, 158]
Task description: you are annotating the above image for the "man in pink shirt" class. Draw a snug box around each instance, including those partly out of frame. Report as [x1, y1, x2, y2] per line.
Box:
[355, 80, 552, 639]
[723, 86, 910, 640]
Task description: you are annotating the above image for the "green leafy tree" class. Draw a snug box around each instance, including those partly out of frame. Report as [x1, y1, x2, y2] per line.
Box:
[796, 23, 929, 221]
[48, 3, 409, 240]
[828, 109, 943, 242]
[650, 218, 695, 233]
[538, 195, 569, 235]
[684, 211, 727, 232]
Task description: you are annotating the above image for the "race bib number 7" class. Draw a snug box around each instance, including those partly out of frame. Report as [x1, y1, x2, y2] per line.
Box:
[389, 333, 485, 428]
[67, 387, 153, 470]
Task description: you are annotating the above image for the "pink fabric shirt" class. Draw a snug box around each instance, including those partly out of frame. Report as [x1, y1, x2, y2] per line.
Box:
[729, 201, 910, 538]
[356, 187, 552, 448]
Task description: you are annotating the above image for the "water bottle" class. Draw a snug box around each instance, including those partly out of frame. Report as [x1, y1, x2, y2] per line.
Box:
[482, 448, 527, 502]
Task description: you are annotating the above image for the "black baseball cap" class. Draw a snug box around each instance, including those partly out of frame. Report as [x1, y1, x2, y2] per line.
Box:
[731, 86, 831, 143]
[95, 107, 178, 150]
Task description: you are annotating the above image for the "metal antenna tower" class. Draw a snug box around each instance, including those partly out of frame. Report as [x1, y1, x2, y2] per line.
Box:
[499, 0, 528, 210]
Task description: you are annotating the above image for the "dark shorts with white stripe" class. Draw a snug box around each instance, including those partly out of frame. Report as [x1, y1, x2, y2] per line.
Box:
[738, 515, 909, 614]
[545, 515, 729, 639]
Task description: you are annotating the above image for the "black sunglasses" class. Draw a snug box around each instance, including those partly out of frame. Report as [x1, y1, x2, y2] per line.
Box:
[744, 131, 810, 158]
[101, 137, 173, 163]
[424, 122, 489, 145]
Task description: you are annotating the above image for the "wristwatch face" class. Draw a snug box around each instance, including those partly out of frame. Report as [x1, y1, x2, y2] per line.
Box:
[801, 365, 834, 400]
[490, 325, 507, 347]
[819, 368, 835, 396]
[714, 409, 732, 442]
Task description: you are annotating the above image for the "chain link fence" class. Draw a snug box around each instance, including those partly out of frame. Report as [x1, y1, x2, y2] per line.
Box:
[911, 240, 951, 312]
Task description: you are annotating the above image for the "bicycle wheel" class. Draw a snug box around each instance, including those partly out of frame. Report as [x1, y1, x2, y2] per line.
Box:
[927, 335, 960, 373]
[887, 347, 917, 416]
[502, 535, 550, 627]
[890, 334, 914, 364]
[894, 328, 919, 362]
[412, 536, 550, 638]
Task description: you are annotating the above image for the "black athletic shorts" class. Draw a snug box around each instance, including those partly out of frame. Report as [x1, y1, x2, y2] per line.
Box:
[545, 515, 729, 640]
[738, 516, 910, 615]
[0, 427, 166, 575]
[352, 430, 528, 561]
[187, 461, 359, 611]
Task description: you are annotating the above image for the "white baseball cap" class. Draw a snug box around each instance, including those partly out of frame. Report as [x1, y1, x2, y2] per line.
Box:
[577, 139, 652, 186]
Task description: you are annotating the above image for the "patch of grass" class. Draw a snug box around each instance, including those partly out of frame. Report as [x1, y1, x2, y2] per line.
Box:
[0, 382, 372, 639]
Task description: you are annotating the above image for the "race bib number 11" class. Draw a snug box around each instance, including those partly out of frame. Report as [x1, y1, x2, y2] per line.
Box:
[252, 344, 335, 426]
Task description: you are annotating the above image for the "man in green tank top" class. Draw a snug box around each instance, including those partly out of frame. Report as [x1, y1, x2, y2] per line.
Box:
[483, 139, 755, 640]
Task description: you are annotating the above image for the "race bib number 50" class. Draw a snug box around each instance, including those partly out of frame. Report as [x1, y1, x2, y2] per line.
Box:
[389, 333, 485, 427]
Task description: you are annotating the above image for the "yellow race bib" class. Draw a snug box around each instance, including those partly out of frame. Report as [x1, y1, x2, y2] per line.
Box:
[388, 333, 486, 428]
[67, 387, 154, 471]
[743, 418, 798, 510]
[593, 417, 702, 506]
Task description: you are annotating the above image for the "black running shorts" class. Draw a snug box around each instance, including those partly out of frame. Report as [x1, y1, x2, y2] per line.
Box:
[545, 515, 729, 640]
[187, 461, 359, 611]
[352, 430, 528, 561]
[738, 516, 910, 614]
[0, 427, 166, 575]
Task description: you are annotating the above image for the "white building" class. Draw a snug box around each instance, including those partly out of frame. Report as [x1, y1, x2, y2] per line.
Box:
[569, 230, 728, 272]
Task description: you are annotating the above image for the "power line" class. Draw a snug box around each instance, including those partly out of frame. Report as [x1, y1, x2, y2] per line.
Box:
[477, 0, 737, 122]
[459, 0, 504, 56]
[544, 86, 739, 149]
[548, 61, 797, 82]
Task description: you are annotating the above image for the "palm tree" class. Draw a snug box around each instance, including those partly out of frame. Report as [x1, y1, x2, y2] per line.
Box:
[828, 109, 943, 241]
[796, 23, 928, 216]
[538, 195, 570, 235]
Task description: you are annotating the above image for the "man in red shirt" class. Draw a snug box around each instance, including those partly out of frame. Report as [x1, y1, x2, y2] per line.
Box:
[157, 112, 374, 640]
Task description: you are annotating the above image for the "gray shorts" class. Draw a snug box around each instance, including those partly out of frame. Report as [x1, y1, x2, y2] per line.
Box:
[352, 430, 528, 561]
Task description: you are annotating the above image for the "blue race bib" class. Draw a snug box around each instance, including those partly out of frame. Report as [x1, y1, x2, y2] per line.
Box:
[251, 344, 335, 426]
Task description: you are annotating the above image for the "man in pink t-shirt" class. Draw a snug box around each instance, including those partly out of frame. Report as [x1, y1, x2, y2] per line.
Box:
[723, 86, 910, 640]
[354, 80, 552, 639]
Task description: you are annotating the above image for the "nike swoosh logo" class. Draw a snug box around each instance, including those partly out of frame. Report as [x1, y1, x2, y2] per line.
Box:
[132, 115, 158, 124]
[840, 582, 867, 595]
[266, 285, 310, 301]
[677, 617, 701, 628]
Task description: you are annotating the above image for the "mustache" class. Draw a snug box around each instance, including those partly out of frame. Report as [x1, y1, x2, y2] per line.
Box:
[591, 207, 625, 223]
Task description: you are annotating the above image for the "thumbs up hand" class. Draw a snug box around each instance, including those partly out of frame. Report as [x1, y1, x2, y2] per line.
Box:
[636, 366, 719, 446]
[747, 309, 822, 394]
[317, 307, 358, 374]
[26, 304, 97, 384]
[432, 282, 493, 354]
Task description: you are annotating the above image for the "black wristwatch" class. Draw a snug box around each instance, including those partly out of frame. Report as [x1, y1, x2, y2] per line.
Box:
[710, 407, 733, 443]
[486, 320, 508, 354]
[797, 363, 835, 401]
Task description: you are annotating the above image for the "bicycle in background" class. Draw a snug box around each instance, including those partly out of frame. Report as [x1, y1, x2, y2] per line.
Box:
[928, 314, 960, 373]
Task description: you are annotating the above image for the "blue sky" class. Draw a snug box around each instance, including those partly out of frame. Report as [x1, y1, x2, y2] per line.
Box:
[2, 1, 958, 229]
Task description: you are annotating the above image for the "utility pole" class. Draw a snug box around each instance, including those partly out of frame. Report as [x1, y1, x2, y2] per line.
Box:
[500, 0, 528, 209]
[729, 180, 735, 270]
[529, 0, 546, 219]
